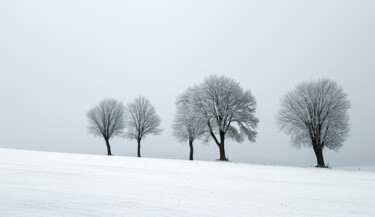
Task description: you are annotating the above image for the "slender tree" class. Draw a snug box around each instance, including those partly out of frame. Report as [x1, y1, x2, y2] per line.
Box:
[190, 75, 259, 161]
[124, 96, 163, 157]
[86, 99, 126, 155]
[173, 88, 206, 160]
[276, 78, 351, 167]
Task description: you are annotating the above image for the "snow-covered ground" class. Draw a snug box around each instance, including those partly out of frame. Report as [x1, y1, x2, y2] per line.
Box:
[335, 165, 375, 172]
[0, 148, 374, 217]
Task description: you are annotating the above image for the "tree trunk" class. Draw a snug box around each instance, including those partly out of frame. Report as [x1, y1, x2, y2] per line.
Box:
[313, 145, 325, 167]
[218, 131, 227, 161]
[137, 138, 141, 158]
[105, 138, 112, 156]
[189, 140, 193, 160]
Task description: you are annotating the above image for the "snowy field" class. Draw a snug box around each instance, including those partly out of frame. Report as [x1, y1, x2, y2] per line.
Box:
[336, 165, 375, 172]
[1, 148, 374, 217]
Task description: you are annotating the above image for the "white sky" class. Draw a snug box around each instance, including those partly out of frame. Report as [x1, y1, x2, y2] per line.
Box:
[0, 0, 374, 166]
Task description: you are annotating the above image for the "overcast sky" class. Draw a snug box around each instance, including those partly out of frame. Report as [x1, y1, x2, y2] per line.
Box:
[1, 0, 374, 167]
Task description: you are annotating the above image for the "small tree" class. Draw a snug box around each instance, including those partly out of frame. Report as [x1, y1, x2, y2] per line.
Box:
[276, 79, 351, 167]
[173, 88, 206, 160]
[190, 75, 259, 161]
[86, 99, 126, 155]
[124, 96, 163, 157]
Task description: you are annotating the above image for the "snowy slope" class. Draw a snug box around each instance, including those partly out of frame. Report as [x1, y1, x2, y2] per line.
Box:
[0, 148, 374, 217]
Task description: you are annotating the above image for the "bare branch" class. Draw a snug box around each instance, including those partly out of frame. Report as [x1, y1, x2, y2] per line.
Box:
[124, 96, 163, 141]
[86, 99, 126, 155]
[276, 78, 351, 151]
[86, 98, 126, 140]
[192, 75, 259, 144]
[173, 88, 206, 143]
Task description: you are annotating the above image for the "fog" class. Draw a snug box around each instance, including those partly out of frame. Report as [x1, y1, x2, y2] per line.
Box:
[1, 0, 374, 167]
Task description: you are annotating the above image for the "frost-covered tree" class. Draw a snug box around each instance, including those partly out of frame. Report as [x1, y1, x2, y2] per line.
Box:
[173, 88, 206, 160]
[276, 79, 350, 167]
[124, 96, 163, 157]
[190, 75, 259, 161]
[86, 99, 126, 155]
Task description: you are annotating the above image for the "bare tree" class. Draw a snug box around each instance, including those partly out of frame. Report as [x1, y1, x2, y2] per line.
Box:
[173, 88, 206, 160]
[86, 99, 126, 155]
[124, 96, 163, 157]
[276, 79, 350, 167]
[190, 75, 259, 161]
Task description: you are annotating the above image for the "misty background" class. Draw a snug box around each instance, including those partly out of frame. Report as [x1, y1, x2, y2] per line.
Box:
[0, 0, 374, 167]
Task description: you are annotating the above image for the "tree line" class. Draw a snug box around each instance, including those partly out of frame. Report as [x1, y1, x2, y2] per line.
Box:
[87, 75, 350, 168]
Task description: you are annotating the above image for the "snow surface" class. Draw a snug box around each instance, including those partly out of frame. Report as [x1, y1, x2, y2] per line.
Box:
[1, 148, 374, 217]
[335, 165, 375, 172]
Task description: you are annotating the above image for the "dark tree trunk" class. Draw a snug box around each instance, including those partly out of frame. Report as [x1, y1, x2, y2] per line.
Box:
[137, 138, 141, 157]
[105, 138, 112, 156]
[313, 145, 325, 167]
[219, 144, 227, 161]
[218, 131, 227, 161]
[189, 140, 194, 160]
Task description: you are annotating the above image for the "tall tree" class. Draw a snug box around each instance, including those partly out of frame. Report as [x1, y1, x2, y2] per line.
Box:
[190, 75, 259, 161]
[124, 96, 163, 157]
[276, 79, 351, 167]
[86, 99, 126, 155]
[173, 88, 206, 160]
